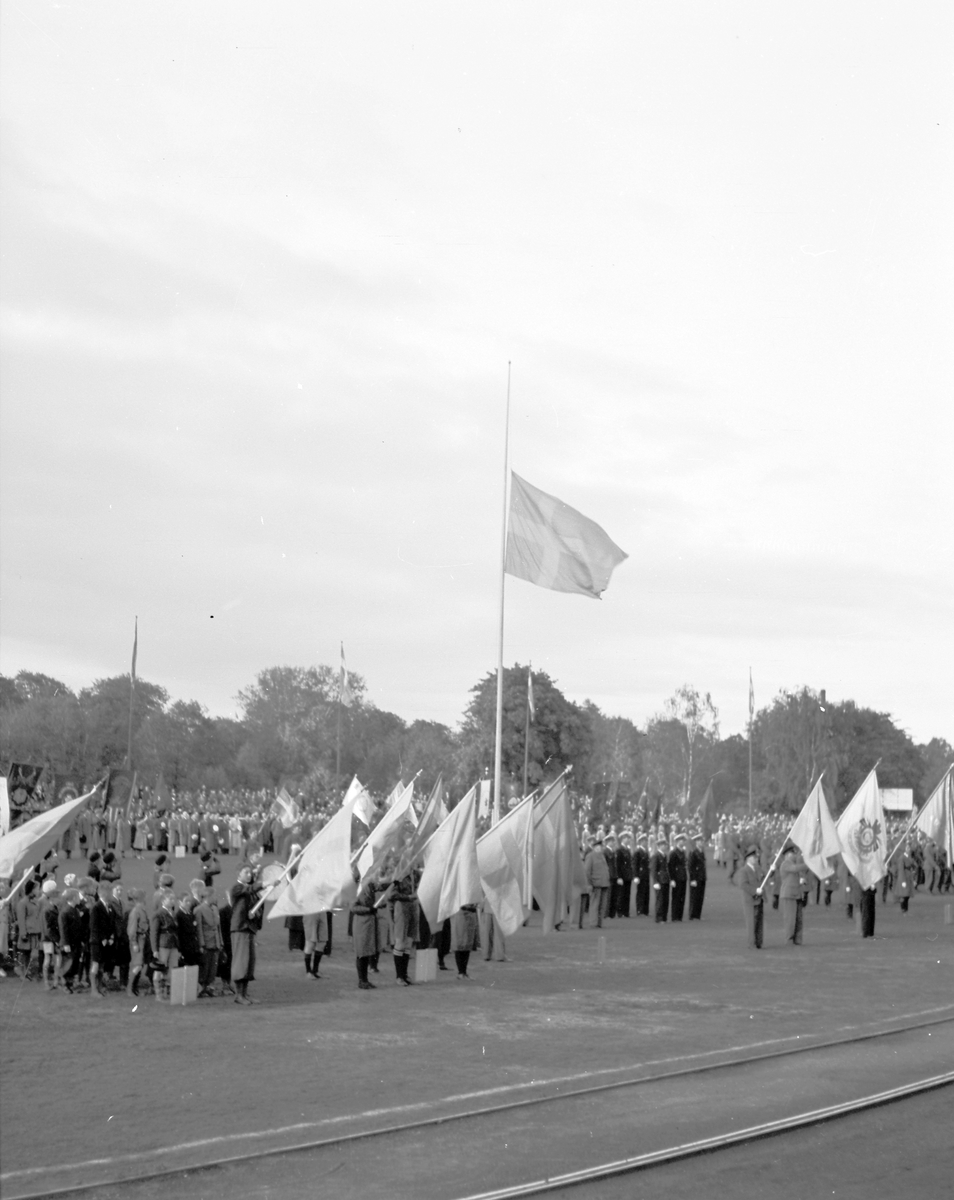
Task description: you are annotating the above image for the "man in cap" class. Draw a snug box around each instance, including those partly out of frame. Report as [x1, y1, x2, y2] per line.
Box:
[633, 834, 650, 916]
[668, 833, 689, 921]
[584, 837, 611, 928]
[230, 865, 264, 1004]
[614, 831, 634, 918]
[739, 845, 764, 949]
[778, 844, 807, 944]
[687, 832, 707, 920]
[651, 837, 670, 923]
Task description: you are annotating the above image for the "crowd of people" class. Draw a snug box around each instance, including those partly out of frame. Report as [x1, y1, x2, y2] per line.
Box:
[1, 794, 948, 1005]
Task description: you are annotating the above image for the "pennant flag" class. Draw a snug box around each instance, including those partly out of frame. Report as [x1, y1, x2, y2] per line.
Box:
[0, 787, 96, 881]
[532, 776, 587, 933]
[343, 776, 376, 828]
[527, 667, 535, 722]
[505, 471, 627, 599]
[787, 776, 841, 879]
[131, 617, 138, 682]
[477, 794, 534, 936]
[748, 668, 754, 721]
[478, 779, 492, 820]
[914, 767, 954, 857]
[154, 773, 173, 813]
[418, 785, 483, 927]
[694, 780, 718, 843]
[354, 782, 417, 883]
[339, 643, 353, 708]
[267, 792, 359, 918]
[125, 772, 140, 822]
[270, 787, 301, 829]
[836, 767, 887, 889]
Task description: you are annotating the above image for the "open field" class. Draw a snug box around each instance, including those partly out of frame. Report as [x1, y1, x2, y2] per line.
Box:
[1, 852, 952, 1197]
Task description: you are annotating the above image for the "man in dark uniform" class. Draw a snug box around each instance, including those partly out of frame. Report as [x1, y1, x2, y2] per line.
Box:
[651, 837, 670, 923]
[633, 834, 651, 916]
[614, 831, 634, 918]
[740, 845, 764, 949]
[687, 831, 707, 920]
[668, 832, 688, 921]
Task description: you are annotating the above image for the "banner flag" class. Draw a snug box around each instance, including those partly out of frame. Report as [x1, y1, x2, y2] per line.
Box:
[694, 780, 718, 842]
[270, 787, 301, 829]
[1, 763, 45, 830]
[914, 767, 954, 857]
[354, 782, 416, 883]
[505, 472, 627, 599]
[532, 776, 587, 933]
[418, 785, 482, 927]
[787, 776, 841, 879]
[343, 776, 376, 828]
[478, 779, 492, 820]
[0, 787, 96, 881]
[527, 668, 535, 722]
[476, 795, 534, 936]
[267, 792, 359, 918]
[836, 767, 887, 889]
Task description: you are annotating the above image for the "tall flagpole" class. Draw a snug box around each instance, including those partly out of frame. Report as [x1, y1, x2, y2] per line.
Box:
[126, 617, 138, 769]
[493, 363, 512, 827]
[522, 663, 532, 798]
[747, 666, 753, 817]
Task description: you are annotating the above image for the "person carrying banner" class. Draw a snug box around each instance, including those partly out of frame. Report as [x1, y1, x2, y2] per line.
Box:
[778, 845, 806, 945]
[739, 846, 764, 949]
[230, 865, 263, 1004]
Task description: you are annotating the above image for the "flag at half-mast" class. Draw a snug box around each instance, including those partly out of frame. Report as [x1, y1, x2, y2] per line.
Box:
[339, 643, 353, 707]
[787, 776, 841, 879]
[914, 766, 953, 857]
[836, 767, 887, 889]
[505, 472, 627, 599]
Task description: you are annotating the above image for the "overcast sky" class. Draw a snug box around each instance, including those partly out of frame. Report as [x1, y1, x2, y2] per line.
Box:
[1, 3, 951, 744]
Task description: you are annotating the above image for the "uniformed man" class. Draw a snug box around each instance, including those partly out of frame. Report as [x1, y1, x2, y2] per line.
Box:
[633, 834, 650, 916]
[651, 837, 670, 923]
[668, 832, 688, 921]
[687, 831, 707, 920]
[739, 845, 764, 949]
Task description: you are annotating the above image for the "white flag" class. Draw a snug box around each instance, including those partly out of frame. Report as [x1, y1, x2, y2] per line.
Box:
[418, 786, 483, 927]
[786, 777, 841, 879]
[343, 776, 376, 828]
[532, 777, 587, 933]
[355, 782, 416, 883]
[836, 767, 887, 890]
[477, 795, 534, 936]
[505, 471, 627, 599]
[267, 793, 358, 919]
[478, 779, 492, 820]
[0, 788, 97, 880]
[914, 767, 953, 857]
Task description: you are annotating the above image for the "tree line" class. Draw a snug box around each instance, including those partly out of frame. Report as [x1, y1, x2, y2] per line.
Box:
[0, 665, 949, 818]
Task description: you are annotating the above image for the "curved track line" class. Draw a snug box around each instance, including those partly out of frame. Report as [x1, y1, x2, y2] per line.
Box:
[455, 1071, 954, 1200]
[5, 1011, 953, 1199]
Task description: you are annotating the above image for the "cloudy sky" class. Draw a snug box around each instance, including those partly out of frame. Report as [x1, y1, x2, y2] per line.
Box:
[1, 3, 951, 744]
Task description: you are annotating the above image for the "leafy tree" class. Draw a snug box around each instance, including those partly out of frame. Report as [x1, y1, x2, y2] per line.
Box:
[0, 675, 24, 710]
[918, 738, 954, 801]
[830, 702, 924, 811]
[752, 687, 845, 813]
[236, 665, 342, 782]
[79, 675, 169, 773]
[645, 685, 719, 809]
[579, 704, 645, 824]
[14, 671, 74, 703]
[456, 665, 592, 798]
[399, 719, 458, 796]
